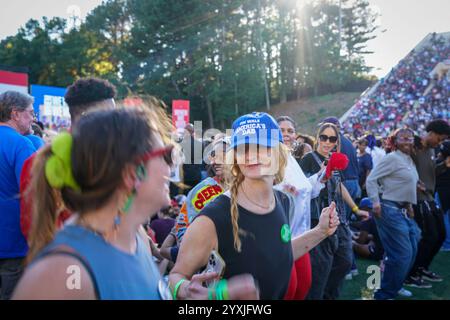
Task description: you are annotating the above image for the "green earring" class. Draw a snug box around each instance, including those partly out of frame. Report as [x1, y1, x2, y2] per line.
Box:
[136, 164, 147, 180]
[122, 164, 147, 214]
[122, 192, 135, 214]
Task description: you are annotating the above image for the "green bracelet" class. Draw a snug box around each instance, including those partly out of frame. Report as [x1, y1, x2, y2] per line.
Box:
[208, 286, 215, 300]
[215, 281, 223, 300]
[172, 279, 186, 300]
[221, 280, 229, 300]
[215, 279, 229, 300]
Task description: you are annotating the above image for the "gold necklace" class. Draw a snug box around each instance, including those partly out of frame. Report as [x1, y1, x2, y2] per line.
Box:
[240, 184, 275, 210]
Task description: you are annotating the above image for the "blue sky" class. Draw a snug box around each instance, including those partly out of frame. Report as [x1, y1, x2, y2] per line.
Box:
[1, 0, 449, 78]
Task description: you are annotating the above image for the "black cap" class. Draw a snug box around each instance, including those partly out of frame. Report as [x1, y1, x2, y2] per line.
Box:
[425, 119, 450, 136]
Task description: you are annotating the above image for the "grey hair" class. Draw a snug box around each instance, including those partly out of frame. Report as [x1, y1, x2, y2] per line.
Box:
[0, 91, 34, 122]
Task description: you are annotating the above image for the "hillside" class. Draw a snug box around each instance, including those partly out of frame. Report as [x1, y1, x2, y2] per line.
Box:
[268, 91, 363, 136]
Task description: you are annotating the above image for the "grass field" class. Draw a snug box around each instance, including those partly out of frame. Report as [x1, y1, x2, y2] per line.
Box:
[339, 251, 450, 300]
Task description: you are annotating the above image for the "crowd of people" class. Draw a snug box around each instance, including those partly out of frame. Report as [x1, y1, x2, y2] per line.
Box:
[342, 33, 450, 139]
[0, 75, 449, 301]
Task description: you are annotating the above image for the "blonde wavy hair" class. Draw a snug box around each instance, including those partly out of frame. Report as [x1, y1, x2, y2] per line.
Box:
[223, 143, 289, 252]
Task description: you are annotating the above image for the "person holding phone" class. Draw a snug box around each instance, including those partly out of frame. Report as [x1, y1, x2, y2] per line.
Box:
[169, 112, 340, 300]
[299, 122, 369, 300]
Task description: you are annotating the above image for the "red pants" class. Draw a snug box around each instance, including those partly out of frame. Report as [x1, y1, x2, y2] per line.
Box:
[284, 253, 312, 300]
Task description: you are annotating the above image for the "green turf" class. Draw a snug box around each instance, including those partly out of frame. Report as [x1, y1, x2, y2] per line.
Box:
[339, 251, 450, 300]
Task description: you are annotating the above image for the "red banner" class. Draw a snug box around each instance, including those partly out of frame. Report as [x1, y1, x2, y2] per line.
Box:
[0, 70, 28, 94]
[0, 70, 28, 86]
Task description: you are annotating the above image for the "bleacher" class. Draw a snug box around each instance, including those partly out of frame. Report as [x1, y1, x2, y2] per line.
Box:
[341, 32, 450, 138]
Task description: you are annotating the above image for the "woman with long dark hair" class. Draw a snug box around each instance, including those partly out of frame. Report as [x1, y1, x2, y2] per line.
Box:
[299, 122, 369, 300]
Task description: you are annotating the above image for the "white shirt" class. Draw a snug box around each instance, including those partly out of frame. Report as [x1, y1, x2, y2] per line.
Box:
[275, 153, 324, 237]
[366, 146, 386, 169]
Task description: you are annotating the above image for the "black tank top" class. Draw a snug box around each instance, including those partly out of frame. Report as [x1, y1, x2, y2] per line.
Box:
[199, 189, 293, 300]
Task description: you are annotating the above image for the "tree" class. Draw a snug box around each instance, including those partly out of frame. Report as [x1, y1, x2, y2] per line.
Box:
[0, 0, 380, 128]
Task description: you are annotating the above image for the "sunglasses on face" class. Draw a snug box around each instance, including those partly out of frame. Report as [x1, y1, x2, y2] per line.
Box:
[319, 134, 338, 143]
[140, 145, 177, 166]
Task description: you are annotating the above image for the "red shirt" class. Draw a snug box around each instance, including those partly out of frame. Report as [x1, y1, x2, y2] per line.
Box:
[20, 153, 72, 241]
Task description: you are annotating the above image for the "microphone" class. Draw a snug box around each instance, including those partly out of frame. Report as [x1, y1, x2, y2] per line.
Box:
[325, 152, 349, 179]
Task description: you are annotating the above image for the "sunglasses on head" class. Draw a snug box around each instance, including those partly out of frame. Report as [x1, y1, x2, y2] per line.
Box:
[396, 136, 414, 143]
[319, 134, 338, 143]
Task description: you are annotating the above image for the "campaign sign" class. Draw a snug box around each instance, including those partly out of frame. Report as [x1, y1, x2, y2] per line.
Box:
[172, 100, 190, 133]
[31, 85, 70, 129]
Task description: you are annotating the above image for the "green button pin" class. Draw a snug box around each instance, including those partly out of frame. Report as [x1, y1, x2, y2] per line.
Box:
[280, 224, 291, 243]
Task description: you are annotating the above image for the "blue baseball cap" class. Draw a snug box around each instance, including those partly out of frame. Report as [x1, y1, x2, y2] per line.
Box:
[359, 197, 373, 210]
[230, 112, 283, 149]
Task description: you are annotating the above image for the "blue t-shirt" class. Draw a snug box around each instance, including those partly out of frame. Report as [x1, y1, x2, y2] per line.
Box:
[39, 225, 162, 300]
[25, 134, 45, 150]
[340, 134, 359, 180]
[0, 126, 36, 258]
[357, 153, 373, 185]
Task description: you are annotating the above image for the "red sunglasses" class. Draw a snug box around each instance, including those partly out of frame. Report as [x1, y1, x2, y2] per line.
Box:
[139, 145, 175, 166]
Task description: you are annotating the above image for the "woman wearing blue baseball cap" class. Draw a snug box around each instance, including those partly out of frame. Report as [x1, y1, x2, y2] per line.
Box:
[169, 112, 340, 300]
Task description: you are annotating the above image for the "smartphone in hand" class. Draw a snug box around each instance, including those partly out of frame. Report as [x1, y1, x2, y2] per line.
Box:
[203, 250, 226, 287]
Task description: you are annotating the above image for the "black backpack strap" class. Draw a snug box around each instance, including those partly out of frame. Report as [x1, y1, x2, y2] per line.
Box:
[34, 246, 101, 299]
[311, 151, 324, 168]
